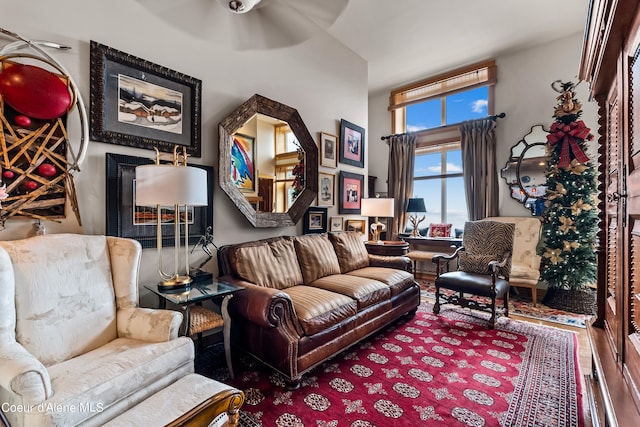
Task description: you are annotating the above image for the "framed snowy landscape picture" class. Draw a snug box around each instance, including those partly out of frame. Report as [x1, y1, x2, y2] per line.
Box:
[89, 41, 202, 157]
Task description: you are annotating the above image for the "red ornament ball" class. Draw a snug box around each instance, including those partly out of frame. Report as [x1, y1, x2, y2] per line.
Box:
[0, 63, 72, 120]
[37, 163, 57, 178]
[2, 170, 14, 179]
[25, 181, 38, 191]
[14, 115, 32, 127]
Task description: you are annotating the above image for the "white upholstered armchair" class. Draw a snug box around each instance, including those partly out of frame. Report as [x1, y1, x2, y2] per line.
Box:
[484, 216, 542, 306]
[0, 234, 195, 426]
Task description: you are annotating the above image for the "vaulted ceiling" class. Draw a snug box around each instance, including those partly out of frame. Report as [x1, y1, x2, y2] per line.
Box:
[327, 0, 590, 94]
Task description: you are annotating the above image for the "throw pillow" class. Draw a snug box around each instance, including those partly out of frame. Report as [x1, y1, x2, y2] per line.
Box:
[429, 223, 452, 238]
[294, 233, 341, 283]
[231, 238, 303, 289]
[328, 231, 369, 273]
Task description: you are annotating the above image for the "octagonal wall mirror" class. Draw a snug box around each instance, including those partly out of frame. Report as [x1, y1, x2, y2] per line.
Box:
[219, 94, 318, 227]
[501, 124, 549, 215]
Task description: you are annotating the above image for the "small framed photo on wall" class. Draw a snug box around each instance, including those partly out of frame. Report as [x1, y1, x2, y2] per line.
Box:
[303, 207, 328, 234]
[339, 119, 365, 168]
[338, 171, 364, 214]
[330, 216, 344, 232]
[318, 172, 335, 206]
[319, 132, 338, 168]
[346, 219, 367, 235]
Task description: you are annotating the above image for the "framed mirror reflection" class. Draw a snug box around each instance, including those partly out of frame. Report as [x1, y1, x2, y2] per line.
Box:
[219, 94, 318, 227]
[501, 125, 549, 215]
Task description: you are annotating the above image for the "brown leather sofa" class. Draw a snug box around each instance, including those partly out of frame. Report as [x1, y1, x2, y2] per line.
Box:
[217, 231, 420, 387]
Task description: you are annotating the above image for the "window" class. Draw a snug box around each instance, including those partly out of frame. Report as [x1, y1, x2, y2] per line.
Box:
[389, 61, 496, 232]
[413, 143, 466, 231]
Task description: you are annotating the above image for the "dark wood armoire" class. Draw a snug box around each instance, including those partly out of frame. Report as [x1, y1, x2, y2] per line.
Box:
[580, 1, 640, 425]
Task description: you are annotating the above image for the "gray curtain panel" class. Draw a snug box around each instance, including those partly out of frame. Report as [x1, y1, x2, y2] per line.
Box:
[387, 133, 417, 240]
[460, 118, 499, 220]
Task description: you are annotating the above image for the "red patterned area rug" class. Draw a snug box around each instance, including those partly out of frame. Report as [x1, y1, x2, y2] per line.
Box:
[230, 302, 584, 427]
[418, 279, 590, 329]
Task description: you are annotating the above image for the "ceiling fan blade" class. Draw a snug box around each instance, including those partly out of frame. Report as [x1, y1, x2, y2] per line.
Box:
[230, 0, 317, 50]
[135, 0, 234, 42]
[135, 0, 350, 51]
[283, 0, 349, 29]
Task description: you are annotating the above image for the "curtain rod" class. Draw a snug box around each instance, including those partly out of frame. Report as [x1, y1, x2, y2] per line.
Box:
[380, 112, 506, 141]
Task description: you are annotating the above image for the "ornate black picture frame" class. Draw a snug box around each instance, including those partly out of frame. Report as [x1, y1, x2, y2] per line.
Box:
[90, 41, 202, 157]
[105, 153, 213, 248]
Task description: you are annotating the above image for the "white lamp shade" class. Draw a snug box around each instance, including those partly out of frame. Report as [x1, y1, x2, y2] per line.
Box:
[360, 198, 395, 217]
[135, 164, 208, 207]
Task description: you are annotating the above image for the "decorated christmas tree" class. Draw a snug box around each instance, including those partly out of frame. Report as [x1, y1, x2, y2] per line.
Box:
[538, 81, 598, 312]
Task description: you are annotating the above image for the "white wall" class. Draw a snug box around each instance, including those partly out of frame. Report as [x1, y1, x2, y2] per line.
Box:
[495, 33, 599, 215]
[367, 32, 599, 216]
[0, 0, 368, 296]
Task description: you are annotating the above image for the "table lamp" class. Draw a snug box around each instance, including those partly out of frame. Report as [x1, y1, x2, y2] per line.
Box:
[361, 197, 395, 243]
[406, 198, 426, 237]
[135, 147, 208, 292]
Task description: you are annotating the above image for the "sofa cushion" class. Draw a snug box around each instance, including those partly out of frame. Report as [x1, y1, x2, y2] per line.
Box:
[310, 274, 390, 310]
[328, 231, 369, 273]
[510, 264, 541, 285]
[229, 237, 303, 289]
[294, 234, 341, 284]
[346, 267, 415, 297]
[34, 336, 194, 427]
[283, 285, 357, 336]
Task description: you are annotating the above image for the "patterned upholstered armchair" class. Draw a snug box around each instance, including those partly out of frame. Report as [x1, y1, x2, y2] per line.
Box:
[432, 220, 515, 328]
[0, 234, 195, 426]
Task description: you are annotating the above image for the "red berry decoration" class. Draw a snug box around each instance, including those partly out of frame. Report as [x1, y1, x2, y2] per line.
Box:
[25, 181, 38, 191]
[37, 163, 57, 178]
[14, 115, 32, 127]
[2, 170, 14, 179]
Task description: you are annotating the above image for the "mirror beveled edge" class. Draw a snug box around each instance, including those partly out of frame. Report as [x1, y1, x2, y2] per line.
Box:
[218, 94, 318, 227]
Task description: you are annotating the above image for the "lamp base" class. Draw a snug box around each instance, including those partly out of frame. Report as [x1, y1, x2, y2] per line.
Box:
[157, 275, 193, 293]
[409, 214, 425, 238]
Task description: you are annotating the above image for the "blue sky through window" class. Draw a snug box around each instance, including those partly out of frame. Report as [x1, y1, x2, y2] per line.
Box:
[406, 86, 489, 131]
[406, 85, 489, 232]
[413, 149, 467, 231]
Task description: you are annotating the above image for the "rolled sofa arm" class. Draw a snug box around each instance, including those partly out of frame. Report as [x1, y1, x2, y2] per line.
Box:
[117, 307, 183, 342]
[368, 254, 412, 272]
[0, 341, 52, 406]
[221, 276, 303, 336]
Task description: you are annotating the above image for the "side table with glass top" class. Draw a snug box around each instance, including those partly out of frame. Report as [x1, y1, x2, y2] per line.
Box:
[145, 279, 244, 378]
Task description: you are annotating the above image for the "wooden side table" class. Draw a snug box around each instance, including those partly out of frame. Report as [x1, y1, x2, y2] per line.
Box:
[364, 241, 409, 256]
